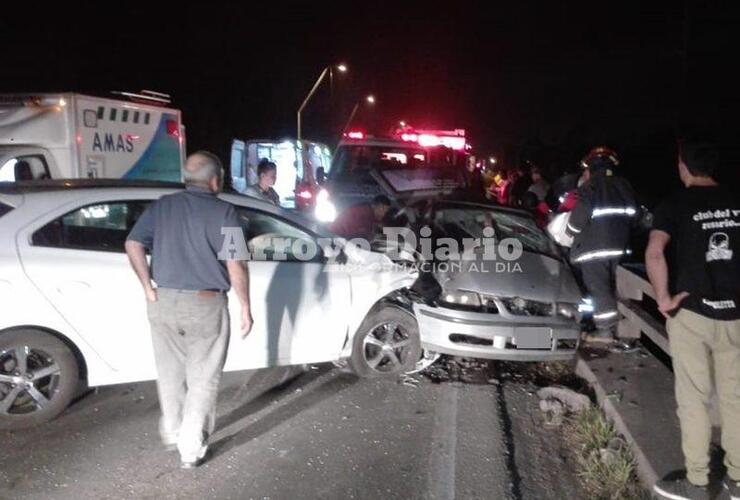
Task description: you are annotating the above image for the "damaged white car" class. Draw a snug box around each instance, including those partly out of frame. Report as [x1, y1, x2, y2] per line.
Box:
[0, 180, 420, 428]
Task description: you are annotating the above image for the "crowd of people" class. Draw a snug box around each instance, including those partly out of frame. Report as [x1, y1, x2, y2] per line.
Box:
[476, 147, 641, 350]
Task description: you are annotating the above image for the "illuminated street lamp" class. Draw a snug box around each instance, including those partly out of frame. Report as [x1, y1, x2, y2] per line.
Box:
[489, 156, 497, 165]
[297, 63, 348, 141]
[340, 94, 376, 137]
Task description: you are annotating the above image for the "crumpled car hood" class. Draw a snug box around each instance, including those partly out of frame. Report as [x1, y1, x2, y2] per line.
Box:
[436, 251, 582, 304]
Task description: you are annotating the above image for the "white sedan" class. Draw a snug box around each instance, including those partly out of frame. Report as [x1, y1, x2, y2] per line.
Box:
[0, 180, 421, 428]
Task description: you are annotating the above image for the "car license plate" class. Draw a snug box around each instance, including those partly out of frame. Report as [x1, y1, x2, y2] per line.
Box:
[513, 327, 551, 349]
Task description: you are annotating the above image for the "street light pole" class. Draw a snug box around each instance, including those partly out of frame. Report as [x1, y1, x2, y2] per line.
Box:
[297, 64, 347, 142]
[297, 66, 328, 142]
[339, 95, 375, 138]
[340, 102, 360, 137]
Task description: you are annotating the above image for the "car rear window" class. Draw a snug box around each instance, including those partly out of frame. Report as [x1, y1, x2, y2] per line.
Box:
[0, 201, 13, 218]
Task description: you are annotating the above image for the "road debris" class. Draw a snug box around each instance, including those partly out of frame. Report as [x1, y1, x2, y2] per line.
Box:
[537, 386, 591, 413]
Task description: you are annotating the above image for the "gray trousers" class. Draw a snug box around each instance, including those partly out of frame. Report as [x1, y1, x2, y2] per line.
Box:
[146, 288, 230, 462]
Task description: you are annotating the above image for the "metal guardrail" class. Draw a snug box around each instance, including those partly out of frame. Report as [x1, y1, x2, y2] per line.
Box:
[616, 263, 670, 356]
[615, 263, 723, 422]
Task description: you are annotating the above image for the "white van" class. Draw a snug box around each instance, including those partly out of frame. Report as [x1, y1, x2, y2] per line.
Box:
[231, 138, 332, 209]
[0, 91, 185, 182]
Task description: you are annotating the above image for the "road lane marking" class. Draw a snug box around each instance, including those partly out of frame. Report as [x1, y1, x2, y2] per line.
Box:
[427, 385, 459, 500]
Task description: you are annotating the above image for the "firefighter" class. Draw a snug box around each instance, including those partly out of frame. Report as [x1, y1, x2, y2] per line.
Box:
[566, 147, 637, 347]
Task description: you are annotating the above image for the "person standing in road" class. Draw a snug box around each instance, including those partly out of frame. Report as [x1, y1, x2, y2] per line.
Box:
[509, 163, 532, 207]
[244, 158, 280, 205]
[125, 151, 253, 469]
[527, 165, 550, 202]
[330, 195, 391, 241]
[565, 146, 638, 348]
[647, 141, 740, 500]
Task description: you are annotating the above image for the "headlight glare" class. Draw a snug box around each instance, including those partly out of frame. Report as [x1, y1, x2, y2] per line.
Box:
[557, 302, 578, 319]
[439, 289, 482, 309]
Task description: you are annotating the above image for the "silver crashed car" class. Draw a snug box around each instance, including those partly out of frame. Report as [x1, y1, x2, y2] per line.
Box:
[411, 200, 582, 362]
[371, 167, 583, 363]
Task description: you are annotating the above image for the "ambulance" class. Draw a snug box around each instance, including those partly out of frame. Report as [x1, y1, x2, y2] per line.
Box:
[0, 91, 184, 182]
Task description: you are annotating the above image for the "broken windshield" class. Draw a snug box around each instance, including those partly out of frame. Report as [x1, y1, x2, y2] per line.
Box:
[432, 205, 560, 259]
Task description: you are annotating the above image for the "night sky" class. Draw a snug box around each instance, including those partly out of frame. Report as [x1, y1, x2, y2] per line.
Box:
[2, 1, 738, 202]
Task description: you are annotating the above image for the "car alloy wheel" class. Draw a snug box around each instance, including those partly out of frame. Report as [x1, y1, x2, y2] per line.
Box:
[350, 305, 421, 378]
[0, 330, 79, 429]
[362, 320, 415, 374]
[0, 345, 62, 416]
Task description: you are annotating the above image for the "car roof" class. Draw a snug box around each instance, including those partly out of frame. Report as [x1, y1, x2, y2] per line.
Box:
[0, 179, 184, 194]
[0, 180, 329, 236]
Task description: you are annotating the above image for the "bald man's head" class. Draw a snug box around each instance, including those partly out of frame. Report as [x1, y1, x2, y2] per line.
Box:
[183, 151, 224, 192]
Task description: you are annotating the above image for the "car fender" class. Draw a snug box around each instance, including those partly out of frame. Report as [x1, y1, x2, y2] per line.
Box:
[0, 281, 114, 387]
[340, 247, 418, 357]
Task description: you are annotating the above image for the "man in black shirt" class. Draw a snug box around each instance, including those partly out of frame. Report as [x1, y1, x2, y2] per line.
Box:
[647, 141, 740, 500]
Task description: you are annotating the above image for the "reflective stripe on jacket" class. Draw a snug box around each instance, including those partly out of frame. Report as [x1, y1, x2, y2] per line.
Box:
[566, 171, 637, 262]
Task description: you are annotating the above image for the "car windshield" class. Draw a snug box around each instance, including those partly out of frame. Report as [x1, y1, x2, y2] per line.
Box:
[432, 206, 560, 259]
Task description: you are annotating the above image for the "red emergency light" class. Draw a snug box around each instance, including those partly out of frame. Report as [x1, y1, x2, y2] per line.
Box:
[345, 131, 365, 140]
[398, 128, 467, 151]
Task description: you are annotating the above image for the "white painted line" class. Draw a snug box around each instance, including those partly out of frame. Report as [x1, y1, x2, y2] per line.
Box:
[427, 385, 459, 500]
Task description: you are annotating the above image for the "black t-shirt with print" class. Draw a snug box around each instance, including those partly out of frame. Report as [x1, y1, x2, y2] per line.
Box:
[653, 186, 740, 321]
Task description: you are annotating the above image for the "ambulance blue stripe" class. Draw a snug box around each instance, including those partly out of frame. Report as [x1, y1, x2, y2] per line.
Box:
[122, 113, 182, 182]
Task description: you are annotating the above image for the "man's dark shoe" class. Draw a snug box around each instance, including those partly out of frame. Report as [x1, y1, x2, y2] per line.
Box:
[725, 479, 740, 500]
[653, 476, 710, 500]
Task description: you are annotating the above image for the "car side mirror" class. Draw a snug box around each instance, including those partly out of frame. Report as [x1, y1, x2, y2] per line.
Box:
[316, 167, 326, 185]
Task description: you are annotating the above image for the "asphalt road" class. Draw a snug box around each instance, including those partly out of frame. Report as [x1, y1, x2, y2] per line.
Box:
[0, 361, 587, 500]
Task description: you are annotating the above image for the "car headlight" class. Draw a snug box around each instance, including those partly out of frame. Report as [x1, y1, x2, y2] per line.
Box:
[501, 296, 555, 317]
[556, 302, 578, 319]
[314, 189, 337, 223]
[439, 289, 482, 310]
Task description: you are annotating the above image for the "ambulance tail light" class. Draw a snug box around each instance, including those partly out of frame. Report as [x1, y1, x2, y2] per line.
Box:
[166, 120, 180, 139]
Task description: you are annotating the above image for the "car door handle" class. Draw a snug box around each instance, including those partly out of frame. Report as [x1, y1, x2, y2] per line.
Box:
[57, 281, 92, 295]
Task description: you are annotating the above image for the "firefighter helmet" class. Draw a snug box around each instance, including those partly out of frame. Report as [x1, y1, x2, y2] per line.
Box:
[581, 146, 619, 170]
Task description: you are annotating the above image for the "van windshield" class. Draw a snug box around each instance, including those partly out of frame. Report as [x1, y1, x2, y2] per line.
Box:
[329, 145, 429, 183]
